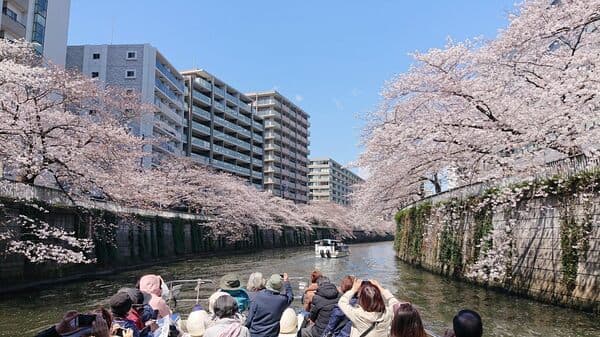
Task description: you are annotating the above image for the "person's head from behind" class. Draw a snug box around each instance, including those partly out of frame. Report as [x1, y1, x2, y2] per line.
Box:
[213, 294, 238, 319]
[339, 275, 354, 293]
[310, 270, 323, 284]
[246, 272, 265, 292]
[391, 303, 426, 337]
[109, 292, 133, 318]
[453, 310, 482, 337]
[357, 281, 385, 313]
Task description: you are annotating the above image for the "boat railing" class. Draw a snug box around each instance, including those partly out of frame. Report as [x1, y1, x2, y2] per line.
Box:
[166, 278, 214, 310]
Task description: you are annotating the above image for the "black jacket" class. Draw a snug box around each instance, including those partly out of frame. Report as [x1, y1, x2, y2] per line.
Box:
[309, 283, 340, 336]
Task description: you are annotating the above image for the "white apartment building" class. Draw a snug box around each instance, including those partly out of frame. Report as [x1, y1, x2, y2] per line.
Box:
[309, 158, 364, 205]
[66, 44, 186, 163]
[182, 69, 264, 189]
[0, 0, 70, 65]
[246, 91, 310, 203]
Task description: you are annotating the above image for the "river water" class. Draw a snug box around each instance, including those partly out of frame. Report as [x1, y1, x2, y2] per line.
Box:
[1, 241, 598, 337]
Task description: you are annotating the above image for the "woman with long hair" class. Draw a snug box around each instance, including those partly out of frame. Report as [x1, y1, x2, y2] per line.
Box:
[390, 303, 427, 337]
[338, 279, 398, 337]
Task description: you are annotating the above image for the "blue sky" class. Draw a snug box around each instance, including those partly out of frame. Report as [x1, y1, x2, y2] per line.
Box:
[68, 0, 516, 171]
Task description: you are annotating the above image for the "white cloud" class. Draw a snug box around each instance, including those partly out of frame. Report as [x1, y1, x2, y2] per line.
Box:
[333, 98, 344, 111]
[295, 94, 304, 102]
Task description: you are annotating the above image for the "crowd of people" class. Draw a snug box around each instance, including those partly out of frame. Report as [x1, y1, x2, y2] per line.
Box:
[34, 271, 483, 337]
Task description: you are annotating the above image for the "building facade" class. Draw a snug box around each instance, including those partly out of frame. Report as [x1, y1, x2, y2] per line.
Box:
[246, 91, 310, 203]
[182, 70, 264, 189]
[0, 0, 70, 65]
[66, 44, 185, 162]
[309, 158, 364, 205]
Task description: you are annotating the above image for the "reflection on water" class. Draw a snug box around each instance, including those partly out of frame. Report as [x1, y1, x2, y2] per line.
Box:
[0, 242, 598, 337]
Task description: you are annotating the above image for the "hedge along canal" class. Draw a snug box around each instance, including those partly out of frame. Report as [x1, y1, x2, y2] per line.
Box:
[0, 242, 598, 337]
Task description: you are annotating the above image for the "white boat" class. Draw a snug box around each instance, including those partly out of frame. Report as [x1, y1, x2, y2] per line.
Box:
[315, 239, 350, 258]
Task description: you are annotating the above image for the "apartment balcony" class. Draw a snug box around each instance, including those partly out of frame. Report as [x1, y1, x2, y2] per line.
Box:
[213, 144, 251, 163]
[264, 165, 282, 174]
[264, 132, 277, 140]
[281, 167, 295, 177]
[214, 130, 252, 151]
[225, 92, 237, 104]
[253, 133, 263, 143]
[239, 103, 251, 113]
[190, 153, 210, 165]
[212, 159, 251, 176]
[191, 137, 211, 150]
[156, 141, 178, 154]
[1, 10, 26, 38]
[194, 77, 212, 91]
[224, 105, 252, 126]
[252, 170, 263, 179]
[256, 98, 278, 106]
[155, 79, 183, 107]
[264, 177, 281, 185]
[156, 62, 184, 92]
[253, 159, 263, 168]
[264, 155, 276, 162]
[155, 100, 183, 125]
[214, 101, 226, 112]
[191, 120, 211, 135]
[192, 90, 212, 106]
[252, 145, 263, 155]
[214, 116, 252, 138]
[259, 109, 280, 118]
[214, 86, 225, 98]
[265, 121, 281, 129]
[192, 106, 211, 121]
[264, 143, 281, 152]
[154, 119, 180, 139]
[252, 120, 264, 132]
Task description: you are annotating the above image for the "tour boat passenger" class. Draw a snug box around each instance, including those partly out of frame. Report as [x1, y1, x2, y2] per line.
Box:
[302, 270, 323, 311]
[278, 308, 302, 337]
[321, 276, 356, 337]
[443, 310, 483, 337]
[183, 307, 210, 337]
[138, 274, 172, 319]
[390, 303, 427, 337]
[300, 277, 340, 337]
[118, 287, 151, 330]
[219, 273, 251, 312]
[338, 279, 399, 337]
[246, 272, 266, 302]
[245, 273, 294, 337]
[205, 294, 250, 337]
[109, 291, 141, 337]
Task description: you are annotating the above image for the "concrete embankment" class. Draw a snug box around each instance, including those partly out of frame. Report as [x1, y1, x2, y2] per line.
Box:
[0, 180, 391, 294]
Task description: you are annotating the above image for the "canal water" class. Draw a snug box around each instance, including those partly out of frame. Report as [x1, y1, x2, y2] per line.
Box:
[0, 241, 598, 337]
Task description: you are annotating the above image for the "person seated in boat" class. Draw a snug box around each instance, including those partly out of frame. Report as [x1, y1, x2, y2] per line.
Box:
[300, 277, 340, 337]
[443, 310, 483, 337]
[205, 294, 250, 337]
[278, 308, 303, 337]
[321, 276, 356, 337]
[338, 279, 399, 337]
[110, 291, 141, 337]
[302, 270, 323, 312]
[245, 273, 294, 337]
[390, 303, 427, 337]
[246, 272, 266, 302]
[181, 306, 210, 337]
[138, 274, 172, 319]
[34, 309, 112, 337]
[219, 273, 251, 312]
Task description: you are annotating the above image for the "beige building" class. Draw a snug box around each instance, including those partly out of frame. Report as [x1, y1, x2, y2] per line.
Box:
[246, 91, 310, 203]
[309, 158, 364, 205]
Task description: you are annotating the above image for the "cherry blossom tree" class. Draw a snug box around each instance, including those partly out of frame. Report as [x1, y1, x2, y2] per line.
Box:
[356, 0, 600, 221]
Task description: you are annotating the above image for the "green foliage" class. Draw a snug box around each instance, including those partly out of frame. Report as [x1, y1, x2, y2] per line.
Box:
[559, 202, 594, 292]
[471, 206, 493, 263]
[394, 202, 431, 264]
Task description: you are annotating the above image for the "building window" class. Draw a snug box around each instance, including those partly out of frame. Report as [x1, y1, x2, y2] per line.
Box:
[92, 53, 100, 59]
[126, 51, 137, 60]
[31, 0, 48, 55]
[125, 70, 136, 78]
[91, 72, 99, 78]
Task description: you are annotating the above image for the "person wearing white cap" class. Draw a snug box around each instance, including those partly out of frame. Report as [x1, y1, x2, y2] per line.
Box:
[185, 309, 210, 337]
[278, 308, 303, 337]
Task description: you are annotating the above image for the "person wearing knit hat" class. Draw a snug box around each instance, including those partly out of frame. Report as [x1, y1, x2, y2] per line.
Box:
[245, 273, 293, 337]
